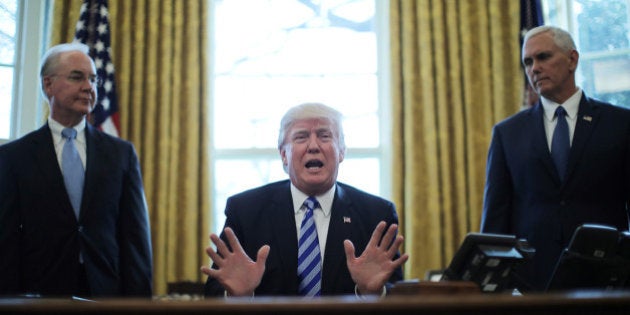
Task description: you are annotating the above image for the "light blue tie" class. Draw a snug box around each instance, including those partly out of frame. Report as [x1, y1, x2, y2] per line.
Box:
[297, 196, 322, 297]
[62, 127, 84, 219]
[551, 106, 570, 182]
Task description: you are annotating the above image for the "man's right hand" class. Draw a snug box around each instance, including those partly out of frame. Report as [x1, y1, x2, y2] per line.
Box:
[201, 227, 270, 297]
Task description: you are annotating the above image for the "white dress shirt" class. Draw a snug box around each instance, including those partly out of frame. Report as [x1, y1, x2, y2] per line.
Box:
[48, 117, 87, 172]
[541, 88, 582, 151]
[291, 183, 334, 259]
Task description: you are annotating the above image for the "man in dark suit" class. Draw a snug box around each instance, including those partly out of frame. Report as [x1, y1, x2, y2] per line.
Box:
[0, 43, 153, 297]
[481, 25, 630, 292]
[202, 103, 408, 297]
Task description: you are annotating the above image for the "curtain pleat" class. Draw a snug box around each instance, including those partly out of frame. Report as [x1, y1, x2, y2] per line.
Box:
[390, 0, 522, 280]
[50, 0, 210, 295]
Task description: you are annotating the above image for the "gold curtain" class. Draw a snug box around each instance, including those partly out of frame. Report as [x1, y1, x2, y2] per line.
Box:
[390, 0, 522, 279]
[51, 0, 210, 295]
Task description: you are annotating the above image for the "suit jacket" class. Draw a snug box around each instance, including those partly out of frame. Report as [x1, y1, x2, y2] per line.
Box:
[481, 93, 630, 291]
[204, 180, 404, 296]
[0, 123, 153, 297]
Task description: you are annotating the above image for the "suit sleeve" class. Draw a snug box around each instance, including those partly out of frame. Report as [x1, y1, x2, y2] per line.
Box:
[480, 126, 513, 234]
[0, 147, 21, 295]
[626, 118, 630, 227]
[118, 144, 153, 297]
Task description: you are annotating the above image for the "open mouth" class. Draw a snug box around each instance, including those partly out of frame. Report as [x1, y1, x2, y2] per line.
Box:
[305, 159, 324, 169]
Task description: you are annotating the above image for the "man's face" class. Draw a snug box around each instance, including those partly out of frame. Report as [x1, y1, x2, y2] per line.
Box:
[280, 118, 344, 196]
[522, 32, 578, 103]
[43, 51, 97, 124]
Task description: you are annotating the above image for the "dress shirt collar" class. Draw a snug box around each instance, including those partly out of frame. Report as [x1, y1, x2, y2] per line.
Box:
[48, 116, 87, 144]
[291, 183, 334, 218]
[541, 88, 582, 122]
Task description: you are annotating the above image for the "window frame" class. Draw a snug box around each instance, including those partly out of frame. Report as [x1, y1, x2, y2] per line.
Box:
[1, 0, 50, 144]
[541, 0, 630, 107]
[207, 0, 392, 233]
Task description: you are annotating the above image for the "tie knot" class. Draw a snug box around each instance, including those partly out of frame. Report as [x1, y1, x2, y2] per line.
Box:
[555, 106, 567, 118]
[62, 128, 77, 140]
[303, 197, 319, 212]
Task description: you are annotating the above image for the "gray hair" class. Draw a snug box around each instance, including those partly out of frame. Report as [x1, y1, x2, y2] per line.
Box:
[277, 102, 346, 153]
[39, 42, 91, 100]
[523, 25, 577, 53]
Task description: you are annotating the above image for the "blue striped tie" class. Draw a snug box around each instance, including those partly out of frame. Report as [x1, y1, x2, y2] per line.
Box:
[298, 196, 322, 297]
[62, 127, 84, 219]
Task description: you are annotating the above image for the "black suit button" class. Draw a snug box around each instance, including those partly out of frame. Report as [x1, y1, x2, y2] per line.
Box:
[560, 200, 566, 206]
[78, 226, 84, 232]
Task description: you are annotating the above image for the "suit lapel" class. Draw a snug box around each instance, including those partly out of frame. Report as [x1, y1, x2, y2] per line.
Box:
[32, 125, 77, 220]
[80, 124, 101, 220]
[565, 94, 598, 185]
[530, 103, 559, 183]
[322, 184, 352, 293]
[268, 182, 299, 292]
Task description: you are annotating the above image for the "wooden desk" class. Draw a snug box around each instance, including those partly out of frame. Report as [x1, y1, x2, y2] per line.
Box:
[1, 290, 629, 315]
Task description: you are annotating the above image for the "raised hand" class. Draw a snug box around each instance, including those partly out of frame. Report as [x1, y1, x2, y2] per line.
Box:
[343, 221, 409, 295]
[201, 227, 270, 297]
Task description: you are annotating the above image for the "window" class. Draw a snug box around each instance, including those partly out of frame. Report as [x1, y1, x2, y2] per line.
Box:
[543, 0, 630, 108]
[0, 0, 18, 139]
[209, 0, 390, 233]
[0, 0, 49, 143]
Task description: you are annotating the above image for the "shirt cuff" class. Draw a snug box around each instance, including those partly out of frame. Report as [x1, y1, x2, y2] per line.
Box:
[354, 284, 387, 300]
[224, 290, 255, 299]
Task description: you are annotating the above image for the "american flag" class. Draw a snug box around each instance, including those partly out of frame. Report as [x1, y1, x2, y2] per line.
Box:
[73, 0, 120, 137]
[520, 0, 544, 41]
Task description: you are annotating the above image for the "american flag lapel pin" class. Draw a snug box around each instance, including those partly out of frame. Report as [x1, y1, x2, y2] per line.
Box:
[583, 115, 592, 122]
[343, 216, 351, 224]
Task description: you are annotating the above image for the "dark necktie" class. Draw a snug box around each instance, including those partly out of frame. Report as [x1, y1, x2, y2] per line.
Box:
[297, 196, 322, 297]
[551, 106, 570, 182]
[62, 127, 85, 218]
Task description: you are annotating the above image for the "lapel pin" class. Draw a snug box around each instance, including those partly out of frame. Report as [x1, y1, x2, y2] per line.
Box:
[583, 115, 592, 122]
[343, 216, 351, 224]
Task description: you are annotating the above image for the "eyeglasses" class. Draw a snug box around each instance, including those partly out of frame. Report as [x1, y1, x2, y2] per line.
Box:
[51, 71, 103, 88]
